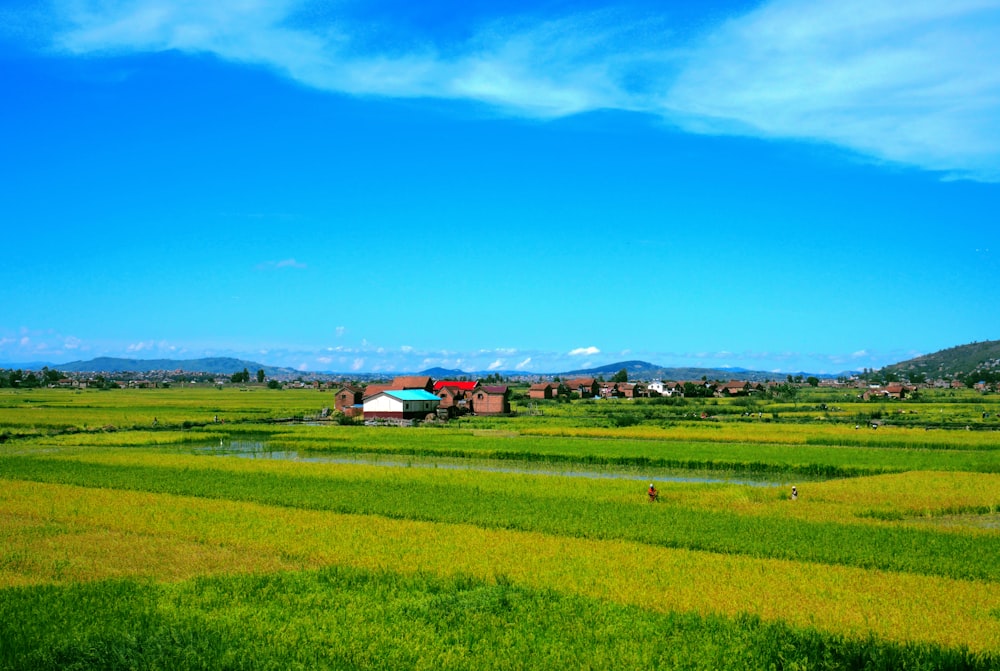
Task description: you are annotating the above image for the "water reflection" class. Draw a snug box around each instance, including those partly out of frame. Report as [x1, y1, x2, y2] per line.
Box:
[195, 441, 787, 487]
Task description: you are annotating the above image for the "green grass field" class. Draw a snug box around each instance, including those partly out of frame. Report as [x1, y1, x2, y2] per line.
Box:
[3, 387, 1000, 669]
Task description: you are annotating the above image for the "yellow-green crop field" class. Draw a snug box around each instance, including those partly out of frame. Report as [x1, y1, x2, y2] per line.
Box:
[3, 386, 1000, 669]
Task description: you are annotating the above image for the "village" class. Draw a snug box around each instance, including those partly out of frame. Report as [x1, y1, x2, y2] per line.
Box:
[328, 374, 971, 423]
[5, 363, 997, 427]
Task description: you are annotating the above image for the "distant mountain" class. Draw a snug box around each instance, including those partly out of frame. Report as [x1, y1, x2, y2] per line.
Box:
[414, 360, 809, 382]
[55, 357, 297, 376]
[558, 360, 782, 382]
[560, 360, 660, 377]
[9, 356, 871, 381]
[418, 367, 470, 379]
[881, 340, 1000, 380]
[0, 361, 57, 371]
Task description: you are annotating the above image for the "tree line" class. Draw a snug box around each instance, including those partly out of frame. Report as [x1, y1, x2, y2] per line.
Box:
[0, 367, 64, 388]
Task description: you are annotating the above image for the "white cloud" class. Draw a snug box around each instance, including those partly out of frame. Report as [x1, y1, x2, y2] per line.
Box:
[663, 0, 1000, 180]
[41, 0, 1000, 180]
[351, 358, 364, 371]
[569, 346, 600, 356]
[515, 357, 532, 369]
[488, 359, 503, 370]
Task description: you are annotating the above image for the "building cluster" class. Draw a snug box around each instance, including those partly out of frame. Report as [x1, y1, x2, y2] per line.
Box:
[333, 376, 511, 422]
[529, 378, 646, 399]
[526, 378, 769, 400]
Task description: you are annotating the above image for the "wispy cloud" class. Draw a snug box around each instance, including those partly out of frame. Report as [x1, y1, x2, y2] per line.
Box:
[39, 0, 1000, 180]
[664, 0, 1000, 180]
[569, 346, 600, 356]
[48, 0, 637, 117]
[125, 339, 180, 355]
[276, 258, 306, 269]
[126, 340, 153, 352]
[256, 258, 307, 271]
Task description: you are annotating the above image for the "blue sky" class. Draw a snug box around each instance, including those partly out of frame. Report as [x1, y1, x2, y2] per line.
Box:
[1, 0, 998, 375]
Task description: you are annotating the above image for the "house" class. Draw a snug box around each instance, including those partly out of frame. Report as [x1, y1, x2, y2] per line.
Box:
[600, 382, 644, 398]
[647, 380, 680, 397]
[433, 381, 479, 414]
[719, 380, 751, 396]
[564, 378, 599, 398]
[363, 389, 441, 420]
[362, 383, 394, 399]
[529, 382, 557, 399]
[334, 385, 363, 413]
[618, 382, 645, 398]
[435, 385, 471, 414]
[433, 380, 478, 395]
[599, 381, 620, 398]
[862, 384, 911, 401]
[392, 376, 434, 392]
[472, 385, 511, 415]
[884, 384, 912, 399]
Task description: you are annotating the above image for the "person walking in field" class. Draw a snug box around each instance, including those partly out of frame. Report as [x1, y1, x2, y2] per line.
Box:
[648, 483, 658, 502]
[791, 486, 798, 500]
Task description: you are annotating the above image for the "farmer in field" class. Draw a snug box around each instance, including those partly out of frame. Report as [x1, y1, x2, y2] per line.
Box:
[648, 483, 658, 502]
[791, 486, 798, 501]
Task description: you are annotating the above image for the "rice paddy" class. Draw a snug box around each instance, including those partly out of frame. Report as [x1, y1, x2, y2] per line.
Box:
[3, 386, 1000, 669]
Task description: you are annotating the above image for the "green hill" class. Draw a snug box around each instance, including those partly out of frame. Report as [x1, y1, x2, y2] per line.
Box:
[882, 340, 1000, 381]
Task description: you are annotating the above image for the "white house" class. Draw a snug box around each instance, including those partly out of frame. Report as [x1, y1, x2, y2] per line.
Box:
[647, 380, 678, 397]
[363, 389, 441, 420]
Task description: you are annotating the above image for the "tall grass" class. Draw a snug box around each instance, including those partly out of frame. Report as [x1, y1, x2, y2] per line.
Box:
[5, 480, 1000, 654]
[6, 386, 1000, 664]
[4, 453, 1000, 582]
[4, 568, 994, 671]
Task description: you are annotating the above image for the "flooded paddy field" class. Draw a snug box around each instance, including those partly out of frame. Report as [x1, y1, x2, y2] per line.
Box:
[193, 439, 796, 487]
